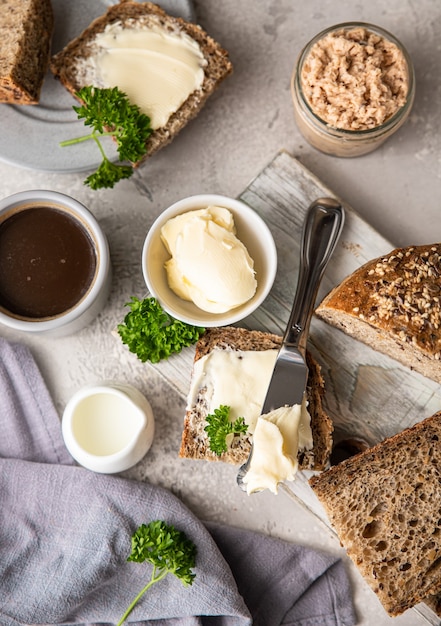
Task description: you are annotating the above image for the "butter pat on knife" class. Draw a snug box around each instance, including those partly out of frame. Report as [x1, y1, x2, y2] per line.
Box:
[243, 400, 313, 495]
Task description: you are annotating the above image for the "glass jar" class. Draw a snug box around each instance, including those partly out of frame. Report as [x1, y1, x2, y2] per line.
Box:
[291, 22, 415, 157]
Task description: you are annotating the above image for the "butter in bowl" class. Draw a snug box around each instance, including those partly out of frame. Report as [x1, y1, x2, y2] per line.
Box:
[142, 194, 277, 327]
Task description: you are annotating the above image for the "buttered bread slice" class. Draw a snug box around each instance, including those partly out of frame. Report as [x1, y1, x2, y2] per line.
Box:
[50, 0, 233, 165]
[316, 243, 441, 384]
[179, 326, 333, 470]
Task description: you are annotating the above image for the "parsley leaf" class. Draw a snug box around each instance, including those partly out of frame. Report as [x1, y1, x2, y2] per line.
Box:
[117, 520, 197, 625]
[117, 296, 205, 363]
[60, 86, 152, 189]
[85, 159, 133, 190]
[204, 405, 249, 455]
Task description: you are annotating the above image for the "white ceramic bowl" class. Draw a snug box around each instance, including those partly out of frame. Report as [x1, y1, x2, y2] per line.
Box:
[142, 194, 277, 327]
[0, 190, 111, 337]
[62, 382, 155, 474]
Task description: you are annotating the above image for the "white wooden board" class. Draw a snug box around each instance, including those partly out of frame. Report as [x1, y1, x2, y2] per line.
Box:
[155, 149, 441, 446]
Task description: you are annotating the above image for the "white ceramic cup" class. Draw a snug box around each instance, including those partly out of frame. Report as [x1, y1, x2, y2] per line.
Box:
[0, 189, 111, 337]
[61, 382, 155, 474]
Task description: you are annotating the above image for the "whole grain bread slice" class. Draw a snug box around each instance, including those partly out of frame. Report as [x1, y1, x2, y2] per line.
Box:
[310, 411, 441, 616]
[50, 0, 233, 165]
[315, 243, 441, 384]
[0, 0, 53, 104]
[179, 326, 333, 470]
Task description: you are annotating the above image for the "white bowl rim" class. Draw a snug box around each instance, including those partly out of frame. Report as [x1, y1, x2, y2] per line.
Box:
[142, 193, 277, 326]
[0, 189, 110, 332]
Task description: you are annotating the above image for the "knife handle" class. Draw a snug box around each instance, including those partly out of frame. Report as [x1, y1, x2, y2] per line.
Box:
[283, 197, 345, 351]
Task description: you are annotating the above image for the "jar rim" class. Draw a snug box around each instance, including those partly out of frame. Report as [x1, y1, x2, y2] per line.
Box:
[293, 21, 415, 138]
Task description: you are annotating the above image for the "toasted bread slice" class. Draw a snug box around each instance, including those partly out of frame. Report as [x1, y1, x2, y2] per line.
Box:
[0, 0, 53, 104]
[310, 411, 441, 616]
[315, 243, 441, 384]
[179, 326, 333, 470]
[50, 0, 233, 165]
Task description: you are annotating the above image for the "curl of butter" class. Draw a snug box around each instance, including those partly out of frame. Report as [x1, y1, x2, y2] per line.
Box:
[243, 400, 313, 495]
[91, 23, 206, 129]
[161, 206, 257, 313]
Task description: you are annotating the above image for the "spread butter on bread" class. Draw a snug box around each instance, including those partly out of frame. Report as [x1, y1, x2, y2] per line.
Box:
[179, 326, 333, 471]
[50, 0, 233, 166]
[310, 411, 441, 616]
[315, 243, 441, 384]
[0, 0, 53, 104]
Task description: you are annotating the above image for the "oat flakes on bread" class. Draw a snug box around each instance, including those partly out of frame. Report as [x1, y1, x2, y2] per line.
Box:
[315, 243, 441, 384]
[0, 0, 53, 104]
[50, 0, 233, 166]
[310, 411, 441, 617]
[179, 326, 333, 470]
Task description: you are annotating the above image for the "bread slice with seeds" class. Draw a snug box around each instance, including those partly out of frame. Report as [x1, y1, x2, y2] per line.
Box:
[310, 410, 441, 616]
[179, 326, 333, 470]
[0, 0, 53, 104]
[315, 243, 441, 384]
[50, 0, 233, 165]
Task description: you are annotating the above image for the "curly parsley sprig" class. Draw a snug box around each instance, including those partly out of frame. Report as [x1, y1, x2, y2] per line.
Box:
[204, 405, 249, 455]
[60, 86, 152, 189]
[117, 296, 205, 363]
[117, 520, 197, 625]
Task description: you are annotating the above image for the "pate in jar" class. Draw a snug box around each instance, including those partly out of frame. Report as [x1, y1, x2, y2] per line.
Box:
[291, 22, 415, 157]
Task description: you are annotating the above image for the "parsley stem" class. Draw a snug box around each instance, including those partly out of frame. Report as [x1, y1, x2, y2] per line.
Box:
[91, 131, 108, 162]
[116, 566, 168, 626]
[59, 130, 116, 147]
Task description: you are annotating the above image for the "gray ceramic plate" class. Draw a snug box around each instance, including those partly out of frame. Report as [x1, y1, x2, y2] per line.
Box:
[0, 0, 195, 173]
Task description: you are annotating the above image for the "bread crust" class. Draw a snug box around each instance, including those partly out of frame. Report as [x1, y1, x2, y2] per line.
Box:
[316, 243, 441, 384]
[0, 0, 53, 104]
[50, 0, 233, 164]
[179, 326, 333, 470]
[310, 411, 441, 616]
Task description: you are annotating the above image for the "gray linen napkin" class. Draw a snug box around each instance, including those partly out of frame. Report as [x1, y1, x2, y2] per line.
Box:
[0, 338, 356, 626]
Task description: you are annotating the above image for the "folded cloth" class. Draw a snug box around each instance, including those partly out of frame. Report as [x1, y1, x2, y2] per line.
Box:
[0, 338, 356, 626]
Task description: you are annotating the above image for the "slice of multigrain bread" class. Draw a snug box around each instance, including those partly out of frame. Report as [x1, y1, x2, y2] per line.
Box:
[315, 243, 441, 384]
[310, 411, 441, 617]
[0, 0, 53, 104]
[50, 0, 233, 165]
[179, 326, 333, 469]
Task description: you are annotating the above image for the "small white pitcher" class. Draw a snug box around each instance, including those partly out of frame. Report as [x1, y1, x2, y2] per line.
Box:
[62, 382, 155, 473]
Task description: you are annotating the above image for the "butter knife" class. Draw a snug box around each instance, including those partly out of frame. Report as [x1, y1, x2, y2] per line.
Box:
[237, 197, 344, 490]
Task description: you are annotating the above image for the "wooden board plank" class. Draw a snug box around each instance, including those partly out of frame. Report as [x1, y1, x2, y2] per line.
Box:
[157, 149, 441, 449]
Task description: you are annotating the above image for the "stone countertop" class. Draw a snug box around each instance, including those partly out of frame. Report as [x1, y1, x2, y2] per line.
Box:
[0, 1, 440, 625]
